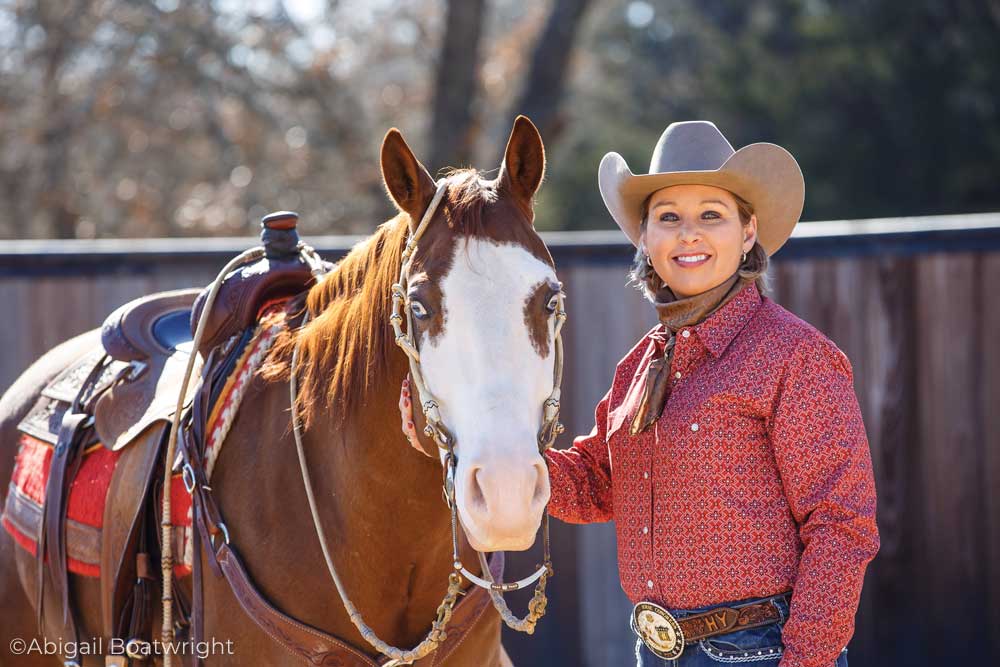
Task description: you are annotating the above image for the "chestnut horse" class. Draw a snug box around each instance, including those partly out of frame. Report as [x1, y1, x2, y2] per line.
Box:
[0, 116, 560, 665]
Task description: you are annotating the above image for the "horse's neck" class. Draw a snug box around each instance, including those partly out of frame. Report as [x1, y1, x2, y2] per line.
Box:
[215, 371, 474, 649]
[318, 393, 455, 556]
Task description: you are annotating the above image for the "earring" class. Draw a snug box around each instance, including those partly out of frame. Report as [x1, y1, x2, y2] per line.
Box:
[741, 251, 747, 263]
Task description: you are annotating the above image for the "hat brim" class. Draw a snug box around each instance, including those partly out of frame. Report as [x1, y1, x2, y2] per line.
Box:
[598, 142, 804, 256]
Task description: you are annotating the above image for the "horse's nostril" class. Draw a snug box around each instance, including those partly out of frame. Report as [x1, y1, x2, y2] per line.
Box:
[469, 467, 488, 513]
[531, 459, 549, 506]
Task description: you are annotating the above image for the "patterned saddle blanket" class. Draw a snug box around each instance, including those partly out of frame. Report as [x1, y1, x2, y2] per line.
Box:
[1, 301, 290, 579]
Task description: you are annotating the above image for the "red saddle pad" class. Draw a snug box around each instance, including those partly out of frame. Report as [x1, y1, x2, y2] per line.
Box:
[2, 434, 194, 578]
[1, 301, 289, 579]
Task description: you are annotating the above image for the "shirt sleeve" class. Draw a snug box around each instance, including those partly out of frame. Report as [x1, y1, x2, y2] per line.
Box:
[768, 336, 880, 667]
[544, 383, 614, 524]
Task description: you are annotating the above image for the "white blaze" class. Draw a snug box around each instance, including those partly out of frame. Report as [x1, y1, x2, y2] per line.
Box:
[417, 238, 555, 551]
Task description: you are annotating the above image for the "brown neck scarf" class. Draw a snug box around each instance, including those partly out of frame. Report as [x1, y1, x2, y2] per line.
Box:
[629, 270, 749, 435]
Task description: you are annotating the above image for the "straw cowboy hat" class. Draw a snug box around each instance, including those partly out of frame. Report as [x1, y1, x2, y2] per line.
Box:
[598, 120, 805, 256]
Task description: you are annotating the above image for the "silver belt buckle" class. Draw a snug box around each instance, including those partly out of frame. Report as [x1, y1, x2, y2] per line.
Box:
[631, 601, 686, 660]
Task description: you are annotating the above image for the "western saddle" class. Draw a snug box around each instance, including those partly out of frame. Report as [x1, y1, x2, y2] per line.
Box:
[27, 212, 321, 666]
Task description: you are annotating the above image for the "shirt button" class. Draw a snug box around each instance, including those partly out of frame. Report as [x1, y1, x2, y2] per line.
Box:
[647, 580, 654, 589]
[681, 330, 691, 338]
[690, 422, 699, 432]
[643, 526, 649, 534]
[674, 371, 682, 379]
[643, 471, 649, 479]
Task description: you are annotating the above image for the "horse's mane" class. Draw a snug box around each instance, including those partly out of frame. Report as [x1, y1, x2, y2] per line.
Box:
[259, 169, 494, 429]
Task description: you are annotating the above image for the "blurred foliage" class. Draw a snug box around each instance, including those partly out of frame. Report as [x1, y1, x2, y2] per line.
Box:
[536, 0, 1000, 230]
[0, 0, 998, 240]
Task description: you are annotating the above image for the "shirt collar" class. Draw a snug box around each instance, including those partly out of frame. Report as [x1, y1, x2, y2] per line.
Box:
[648, 280, 762, 358]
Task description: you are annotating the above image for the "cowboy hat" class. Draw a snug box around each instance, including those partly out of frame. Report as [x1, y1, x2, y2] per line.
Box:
[598, 120, 804, 256]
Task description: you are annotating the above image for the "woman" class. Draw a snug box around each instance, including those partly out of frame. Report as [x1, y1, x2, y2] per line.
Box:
[543, 121, 880, 667]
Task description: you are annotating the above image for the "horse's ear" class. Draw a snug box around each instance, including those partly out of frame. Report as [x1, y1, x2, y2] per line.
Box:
[498, 115, 546, 220]
[381, 128, 437, 223]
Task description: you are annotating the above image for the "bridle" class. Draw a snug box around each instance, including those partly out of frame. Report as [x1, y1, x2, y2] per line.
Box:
[386, 181, 567, 628]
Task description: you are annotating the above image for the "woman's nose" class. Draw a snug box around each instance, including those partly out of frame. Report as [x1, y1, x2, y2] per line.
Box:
[677, 218, 702, 242]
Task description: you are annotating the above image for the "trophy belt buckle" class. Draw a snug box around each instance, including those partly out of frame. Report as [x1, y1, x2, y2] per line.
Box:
[631, 601, 686, 660]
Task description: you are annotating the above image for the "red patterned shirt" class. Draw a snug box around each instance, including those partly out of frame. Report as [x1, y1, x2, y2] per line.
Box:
[545, 280, 880, 667]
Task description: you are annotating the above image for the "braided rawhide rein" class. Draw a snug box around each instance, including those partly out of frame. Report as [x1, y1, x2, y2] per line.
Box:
[290, 308, 469, 665]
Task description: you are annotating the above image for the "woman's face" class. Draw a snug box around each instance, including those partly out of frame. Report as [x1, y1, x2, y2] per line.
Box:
[641, 184, 757, 298]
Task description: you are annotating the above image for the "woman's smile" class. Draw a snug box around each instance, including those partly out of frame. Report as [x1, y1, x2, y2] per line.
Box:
[672, 252, 712, 268]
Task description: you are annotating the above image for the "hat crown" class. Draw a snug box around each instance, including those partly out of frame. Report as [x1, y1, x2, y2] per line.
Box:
[648, 121, 735, 174]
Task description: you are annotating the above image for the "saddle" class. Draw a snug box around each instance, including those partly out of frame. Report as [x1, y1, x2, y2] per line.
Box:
[5, 211, 319, 665]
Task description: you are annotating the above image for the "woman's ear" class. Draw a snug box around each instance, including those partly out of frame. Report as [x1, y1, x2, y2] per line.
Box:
[744, 214, 759, 251]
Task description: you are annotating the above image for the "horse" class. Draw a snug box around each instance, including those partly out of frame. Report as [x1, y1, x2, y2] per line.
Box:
[0, 115, 562, 666]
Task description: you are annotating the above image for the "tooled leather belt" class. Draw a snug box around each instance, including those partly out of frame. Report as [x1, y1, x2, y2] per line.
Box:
[631, 591, 791, 659]
[678, 592, 788, 642]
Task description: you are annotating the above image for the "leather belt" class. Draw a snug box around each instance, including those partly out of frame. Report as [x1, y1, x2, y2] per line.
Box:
[631, 592, 790, 660]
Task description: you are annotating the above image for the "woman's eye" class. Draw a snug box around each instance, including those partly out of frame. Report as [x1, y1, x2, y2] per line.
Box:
[659, 212, 678, 222]
[410, 299, 429, 319]
[702, 210, 721, 219]
[546, 293, 560, 313]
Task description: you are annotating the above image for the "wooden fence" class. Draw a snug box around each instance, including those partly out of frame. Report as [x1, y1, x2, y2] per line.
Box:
[2, 212, 999, 666]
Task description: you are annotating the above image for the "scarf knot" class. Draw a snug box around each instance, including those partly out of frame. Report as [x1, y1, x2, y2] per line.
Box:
[629, 270, 749, 435]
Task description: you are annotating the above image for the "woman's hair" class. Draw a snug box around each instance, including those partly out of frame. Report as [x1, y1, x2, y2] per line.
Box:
[627, 189, 770, 301]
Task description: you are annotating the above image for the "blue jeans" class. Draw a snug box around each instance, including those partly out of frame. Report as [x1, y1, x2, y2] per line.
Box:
[633, 592, 849, 667]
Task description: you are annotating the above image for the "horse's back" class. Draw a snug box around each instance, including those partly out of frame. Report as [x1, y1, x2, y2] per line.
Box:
[0, 328, 101, 503]
[0, 328, 100, 665]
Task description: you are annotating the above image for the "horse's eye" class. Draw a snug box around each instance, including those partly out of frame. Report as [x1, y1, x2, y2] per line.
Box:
[546, 293, 560, 313]
[410, 299, 429, 319]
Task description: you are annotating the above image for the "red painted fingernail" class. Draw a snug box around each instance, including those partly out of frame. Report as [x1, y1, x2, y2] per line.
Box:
[403, 399, 410, 407]
[408, 421, 414, 429]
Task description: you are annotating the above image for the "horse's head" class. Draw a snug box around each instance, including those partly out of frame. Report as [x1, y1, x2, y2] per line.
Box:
[381, 116, 558, 552]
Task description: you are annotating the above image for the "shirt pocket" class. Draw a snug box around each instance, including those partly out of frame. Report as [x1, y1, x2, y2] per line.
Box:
[669, 391, 775, 482]
[686, 392, 768, 445]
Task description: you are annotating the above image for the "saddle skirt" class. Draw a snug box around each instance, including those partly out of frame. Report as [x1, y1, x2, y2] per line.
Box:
[1, 298, 291, 579]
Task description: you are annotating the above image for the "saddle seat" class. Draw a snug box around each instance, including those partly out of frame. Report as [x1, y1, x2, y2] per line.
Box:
[96, 288, 202, 453]
[95, 212, 323, 451]
[100, 289, 198, 363]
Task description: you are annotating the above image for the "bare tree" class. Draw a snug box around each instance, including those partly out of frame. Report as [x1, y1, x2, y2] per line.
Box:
[505, 0, 594, 150]
[427, 0, 487, 172]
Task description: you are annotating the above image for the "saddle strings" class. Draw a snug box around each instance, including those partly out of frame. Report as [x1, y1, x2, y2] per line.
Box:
[160, 246, 266, 667]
